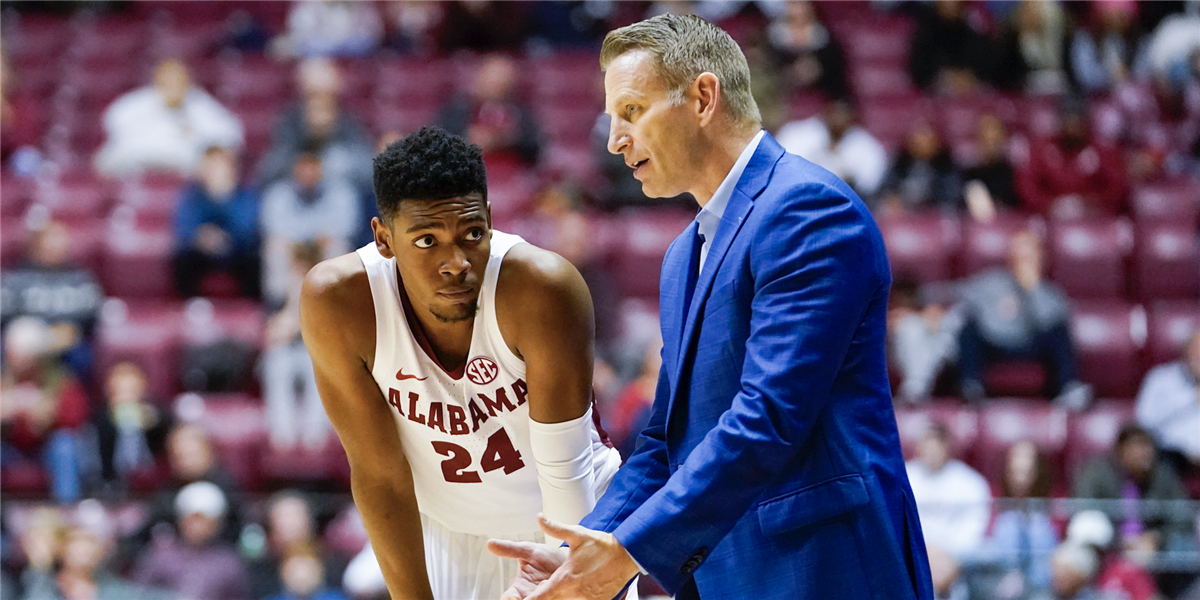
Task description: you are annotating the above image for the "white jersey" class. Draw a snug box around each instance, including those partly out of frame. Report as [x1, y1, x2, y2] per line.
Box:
[356, 231, 619, 536]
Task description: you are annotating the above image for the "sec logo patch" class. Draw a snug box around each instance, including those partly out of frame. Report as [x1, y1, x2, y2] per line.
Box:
[466, 356, 499, 385]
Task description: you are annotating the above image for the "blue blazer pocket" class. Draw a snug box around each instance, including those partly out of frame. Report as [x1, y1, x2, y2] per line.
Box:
[756, 474, 870, 535]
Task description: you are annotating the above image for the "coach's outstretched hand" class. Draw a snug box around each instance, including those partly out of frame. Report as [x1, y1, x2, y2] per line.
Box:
[488, 514, 640, 600]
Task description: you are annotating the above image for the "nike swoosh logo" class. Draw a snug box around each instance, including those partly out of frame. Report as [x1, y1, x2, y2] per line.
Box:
[396, 368, 427, 381]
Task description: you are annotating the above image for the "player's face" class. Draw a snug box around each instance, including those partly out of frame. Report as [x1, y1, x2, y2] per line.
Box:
[605, 51, 701, 199]
[376, 194, 491, 324]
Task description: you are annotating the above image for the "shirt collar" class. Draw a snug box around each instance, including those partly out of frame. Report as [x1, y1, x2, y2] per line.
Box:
[696, 130, 765, 239]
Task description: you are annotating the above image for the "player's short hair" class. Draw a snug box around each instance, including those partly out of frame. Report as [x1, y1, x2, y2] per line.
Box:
[372, 126, 488, 222]
[600, 14, 761, 131]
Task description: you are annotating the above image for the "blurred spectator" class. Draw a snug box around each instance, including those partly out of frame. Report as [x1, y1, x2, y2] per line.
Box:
[248, 491, 339, 600]
[925, 543, 969, 600]
[438, 54, 542, 167]
[21, 505, 167, 600]
[260, 146, 360, 304]
[173, 146, 261, 299]
[776, 98, 889, 199]
[94, 59, 243, 178]
[907, 424, 992, 559]
[86, 362, 172, 495]
[141, 423, 243, 548]
[256, 58, 374, 189]
[1, 220, 103, 379]
[963, 114, 1022, 221]
[982, 440, 1059, 598]
[887, 277, 961, 404]
[995, 0, 1069, 94]
[341, 543, 386, 600]
[1016, 99, 1128, 218]
[607, 335, 663, 459]
[877, 121, 963, 216]
[437, 1, 533, 53]
[909, 0, 994, 94]
[1138, 5, 1200, 86]
[132, 481, 251, 600]
[1, 48, 43, 175]
[1136, 330, 1200, 479]
[765, 0, 849, 100]
[1069, 0, 1148, 94]
[266, 546, 347, 600]
[526, 1, 610, 50]
[16, 508, 65, 599]
[1027, 541, 1105, 600]
[263, 242, 329, 450]
[381, 1, 445, 54]
[1073, 425, 1195, 569]
[276, 0, 383, 58]
[957, 230, 1090, 407]
[1, 316, 89, 502]
[1066, 510, 1159, 600]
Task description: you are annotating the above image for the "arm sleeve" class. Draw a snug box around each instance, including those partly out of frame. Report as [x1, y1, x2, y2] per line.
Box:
[611, 189, 885, 593]
[528, 407, 598, 544]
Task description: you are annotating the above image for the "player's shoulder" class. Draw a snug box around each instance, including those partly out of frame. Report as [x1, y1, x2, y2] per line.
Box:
[301, 252, 371, 314]
[498, 242, 584, 294]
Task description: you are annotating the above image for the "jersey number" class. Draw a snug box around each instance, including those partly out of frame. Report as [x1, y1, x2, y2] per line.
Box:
[432, 428, 525, 483]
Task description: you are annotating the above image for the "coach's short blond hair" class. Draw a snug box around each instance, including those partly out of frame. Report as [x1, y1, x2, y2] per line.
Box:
[600, 14, 762, 130]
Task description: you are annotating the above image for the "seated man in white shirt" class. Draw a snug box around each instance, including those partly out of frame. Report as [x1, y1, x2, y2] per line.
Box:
[1137, 330, 1200, 478]
[94, 58, 244, 177]
[775, 98, 889, 199]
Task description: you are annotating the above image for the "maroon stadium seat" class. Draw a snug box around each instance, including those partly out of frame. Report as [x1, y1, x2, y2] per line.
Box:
[836, 18, 913, 69]
[1064, 400, 1135, 481]
[1047, 218, 1132, 299]
[1130, 177, 1200, 228]
[1070, 300, 1141, 398]
[100, 216, 176, 299]
[528, 52, 604, 105]
[117, 175, 186, 228]
[215, 56, 291, 103]
[958, 214, 1037, 277]
[975, 400, 1069, 488]
[1144, 301, 1200, 368]
[786, 92, 827, 123]
[984, 361, 1048, 399]
[375, 58, 453, 105]
[893, 401, 979, 463]
[96, 299, 183, 399]
[198, 392, 268, 490]
[1, 172, 32, 218]
[877, 213, 960, 283]
[259, 435, 346, 487]
[611, 209, 697, 301]
[852, 65, 919, 101]
[29, 170, 114, 224]
[1133, 223, 1199, 301]
[859, 94, 928, 152]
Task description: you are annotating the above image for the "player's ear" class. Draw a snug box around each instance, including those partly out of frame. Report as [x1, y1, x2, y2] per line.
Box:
[371, 217, 396, 259]
[693, 72, 720, 127]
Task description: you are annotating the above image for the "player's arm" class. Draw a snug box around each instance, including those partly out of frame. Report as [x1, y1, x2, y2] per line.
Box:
[299, 256, 434, 600]
[496, 245, 601, 531]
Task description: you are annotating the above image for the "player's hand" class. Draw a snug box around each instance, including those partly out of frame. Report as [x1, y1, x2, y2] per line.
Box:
[505, 513, 640, 600]
[487, 533, 567, 600]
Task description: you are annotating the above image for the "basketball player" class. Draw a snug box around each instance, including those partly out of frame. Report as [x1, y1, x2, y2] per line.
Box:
[299, 127, 622, 600]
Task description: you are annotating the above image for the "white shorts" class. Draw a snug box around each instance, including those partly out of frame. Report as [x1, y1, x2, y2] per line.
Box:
[420, 513, 639, 600]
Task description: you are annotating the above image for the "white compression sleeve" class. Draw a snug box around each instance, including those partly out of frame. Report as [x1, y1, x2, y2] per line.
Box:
[528, 406, 598, 546]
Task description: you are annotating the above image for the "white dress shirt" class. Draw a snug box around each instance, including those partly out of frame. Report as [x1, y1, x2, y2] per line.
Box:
[696, 130, 765, 273]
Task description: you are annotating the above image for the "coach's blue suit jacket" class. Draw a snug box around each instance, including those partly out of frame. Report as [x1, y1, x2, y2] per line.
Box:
[581, 133, 935, 600]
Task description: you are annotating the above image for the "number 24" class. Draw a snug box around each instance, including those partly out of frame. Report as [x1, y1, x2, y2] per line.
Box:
[432, 428, 525, 483]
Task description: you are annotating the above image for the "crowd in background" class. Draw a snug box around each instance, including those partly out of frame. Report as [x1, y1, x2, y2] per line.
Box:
[2, 1, 1200, 599]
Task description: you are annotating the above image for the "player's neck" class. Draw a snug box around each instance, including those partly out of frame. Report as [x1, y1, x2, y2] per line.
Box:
[410, 303, 475, 372]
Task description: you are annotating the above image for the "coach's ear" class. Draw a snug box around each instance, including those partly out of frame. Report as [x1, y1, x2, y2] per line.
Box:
[371, 217, 395, 259]
[693, 71, 721, 128]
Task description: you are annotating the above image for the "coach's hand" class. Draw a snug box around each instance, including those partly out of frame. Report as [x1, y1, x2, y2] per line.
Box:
[490, 514, 639, 600]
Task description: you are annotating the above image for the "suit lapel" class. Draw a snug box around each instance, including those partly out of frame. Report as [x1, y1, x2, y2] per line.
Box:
[660, 221, 699, 378]
[668, 133, 785, 402]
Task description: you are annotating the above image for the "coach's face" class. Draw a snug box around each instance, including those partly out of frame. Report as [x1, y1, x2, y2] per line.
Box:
[605, 51, 702, 199]
[374, 194, 491, 323]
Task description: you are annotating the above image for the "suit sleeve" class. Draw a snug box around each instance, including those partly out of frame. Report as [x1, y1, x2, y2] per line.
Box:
[581, 358, 673, 532]
[611, 186, 887, 593]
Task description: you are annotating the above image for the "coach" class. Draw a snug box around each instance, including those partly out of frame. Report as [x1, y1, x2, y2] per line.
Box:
[490, 14, 934, 600]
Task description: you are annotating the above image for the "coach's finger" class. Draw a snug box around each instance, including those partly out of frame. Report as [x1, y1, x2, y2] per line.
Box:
[488, 538, 538, 560]
[536, 514, 586, 546]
